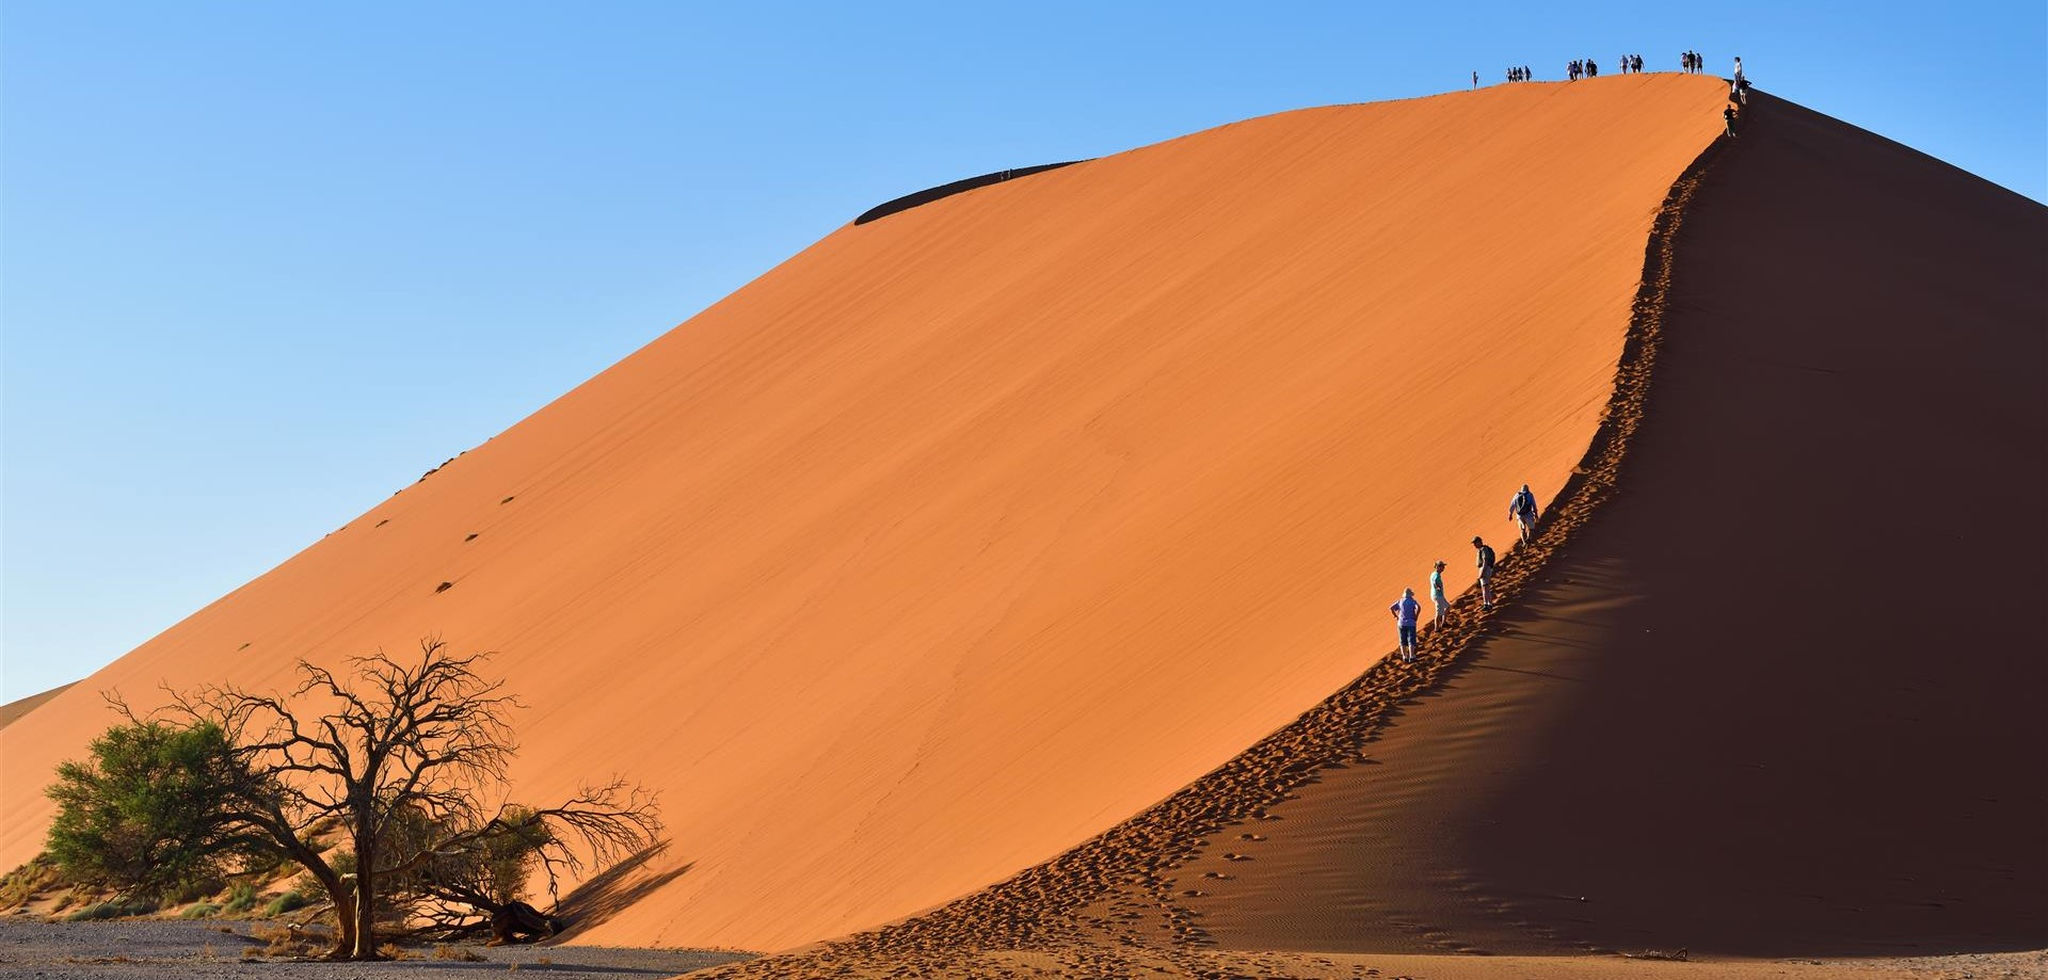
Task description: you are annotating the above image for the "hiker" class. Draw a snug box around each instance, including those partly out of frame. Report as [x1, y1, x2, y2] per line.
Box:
[1633, 54, 1644, 73]
[1390, 588, 1422, 662]
[1509, 483, 1539, 546]
[1736, 76, 1751, 105]
[1430, 560, 1450, 629]
[1473, 70, 1480, 89]
[1472, 536, 1498, 611]
[1724, 103, 1739, 137]
[1586, 58, 1598, 77]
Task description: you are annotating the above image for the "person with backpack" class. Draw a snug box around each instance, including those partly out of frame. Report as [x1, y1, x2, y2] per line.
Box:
[1430, 560, 1450, 630]
[1509, 483, 1540, 546]
[1389, 588, 1422, 662]
[1472, 536, 1498, 611]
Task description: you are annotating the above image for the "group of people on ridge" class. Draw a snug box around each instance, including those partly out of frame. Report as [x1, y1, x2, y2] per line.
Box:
[1614, 53, 1647, 73]
[1680, 50, 1707, 73]
[1385, 484, 1540, 663]
[1565, 58, 1600, 80]
[1504, 65, 1534, 82]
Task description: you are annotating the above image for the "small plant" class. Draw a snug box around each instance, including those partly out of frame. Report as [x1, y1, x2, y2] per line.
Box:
[179, 902, 221, 918]
[260, 891, 308, 916]
[433, 943, 485, 962]
[222, 882, 257, 914]
[251, 923, 333, 958]
[377, 941, 419, 960]
[63, 897, 155, 921]
[0, 854, 63, 908]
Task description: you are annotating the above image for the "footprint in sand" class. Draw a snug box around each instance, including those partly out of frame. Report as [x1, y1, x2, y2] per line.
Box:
[500, 495, 516, 504]
[464, 533, 479, 541]
[1237, 833, 1266, 842]
[434, 581, 454, 594]
[1222, 853, 1252, 862]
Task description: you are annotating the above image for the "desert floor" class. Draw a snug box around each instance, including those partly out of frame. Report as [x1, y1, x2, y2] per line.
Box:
[0, 919, 749, 979]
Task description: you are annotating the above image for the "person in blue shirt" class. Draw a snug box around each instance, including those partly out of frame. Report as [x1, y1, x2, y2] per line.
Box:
[1389, 588, 1422, 662]
[1509, 483, 1540, 546]
[1429, 560, 1449, 630]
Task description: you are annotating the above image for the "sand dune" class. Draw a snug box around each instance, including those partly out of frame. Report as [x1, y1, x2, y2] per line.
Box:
[699, 88, 2048, 978]
[1166, 90, 2048, 960]
[0, 76, 1730, 951]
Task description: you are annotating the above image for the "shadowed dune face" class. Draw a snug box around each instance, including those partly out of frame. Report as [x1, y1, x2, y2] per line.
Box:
[0, 684, 75, 731]
[0, 76, 1728, 951]
[1167, 92, 2048, 957]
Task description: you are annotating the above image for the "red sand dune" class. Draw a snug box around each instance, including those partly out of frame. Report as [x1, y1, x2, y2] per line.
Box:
[697, 88, 2048, 979]
[0, 75, 1732, 951]
[1150, 90, 2048, 960]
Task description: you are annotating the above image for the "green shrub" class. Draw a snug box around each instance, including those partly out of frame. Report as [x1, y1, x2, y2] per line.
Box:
[167, 876, 224, 905]
[180, 902, 221, 919]
[64, 897, 156, 921]
[261, 891, 309, 916]
[44, 721, 258, 902]
[223, 882, 257, 914]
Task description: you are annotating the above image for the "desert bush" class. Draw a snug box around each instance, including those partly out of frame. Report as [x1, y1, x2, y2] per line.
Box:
[432, 943, 485, 961]
[179, 902, 221, 919]
[44, 721, 264, 902]
[222, 882, 257, 914]
[261, 891, 309, 916]
[64, 897, 156, 921]
[167, 875, 224, 905]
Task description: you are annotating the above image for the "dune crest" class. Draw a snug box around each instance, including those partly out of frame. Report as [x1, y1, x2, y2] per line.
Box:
[1, 76, 1731, 951]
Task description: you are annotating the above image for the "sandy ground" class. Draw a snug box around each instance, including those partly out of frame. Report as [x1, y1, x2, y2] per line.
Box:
[2, 921, 2036, 980]
[0, 75, 1729, 950]
[0, 919, 748, 979]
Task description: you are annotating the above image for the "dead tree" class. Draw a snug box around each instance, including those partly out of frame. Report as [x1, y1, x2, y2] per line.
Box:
[149, 638, 659, 960]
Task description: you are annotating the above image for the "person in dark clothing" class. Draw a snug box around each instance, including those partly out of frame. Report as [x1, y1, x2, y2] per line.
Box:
[1587, 58, 1598, 77]
[1724, 103, 1739, 137]
[1472, 536, 1498, 611]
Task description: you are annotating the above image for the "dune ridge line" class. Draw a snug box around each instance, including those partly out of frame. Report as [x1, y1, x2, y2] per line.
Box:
[702, 111, 1737, 978]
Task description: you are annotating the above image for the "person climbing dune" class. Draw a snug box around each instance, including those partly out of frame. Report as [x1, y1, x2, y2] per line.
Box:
[1509, 483, 1540, 546]
[1389, 588, 1422, 662]
[1472, 536, 1498, 611]
[1430, 560, 1450, 630]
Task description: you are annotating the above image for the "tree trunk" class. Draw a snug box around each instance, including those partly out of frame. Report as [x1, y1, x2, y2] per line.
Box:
[350, 833, 380, 960]
[327, 886, 356, 960]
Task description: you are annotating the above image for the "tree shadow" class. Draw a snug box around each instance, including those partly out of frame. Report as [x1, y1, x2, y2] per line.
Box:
[548, 842, 693, 944]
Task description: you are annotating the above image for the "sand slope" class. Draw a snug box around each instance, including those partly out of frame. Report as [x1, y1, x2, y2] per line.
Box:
[0, 76, 1729, 950]
[1138, 92, 2048, 958]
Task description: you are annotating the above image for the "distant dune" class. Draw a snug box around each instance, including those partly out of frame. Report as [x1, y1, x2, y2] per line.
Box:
[0, 75, 1730, 952]
[0, 683, 74, 732]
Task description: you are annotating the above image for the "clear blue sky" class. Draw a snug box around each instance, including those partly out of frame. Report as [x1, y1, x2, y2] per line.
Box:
[4, 1, 2043, 701]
